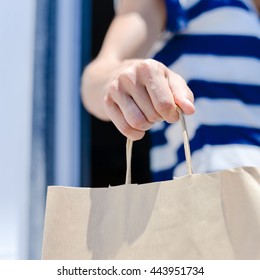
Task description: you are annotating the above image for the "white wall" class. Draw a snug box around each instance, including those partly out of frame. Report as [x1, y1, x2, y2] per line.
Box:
[0, 0, 35, 259]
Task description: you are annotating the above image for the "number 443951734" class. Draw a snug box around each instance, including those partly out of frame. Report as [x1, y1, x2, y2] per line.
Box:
[150, 266, 204, 276]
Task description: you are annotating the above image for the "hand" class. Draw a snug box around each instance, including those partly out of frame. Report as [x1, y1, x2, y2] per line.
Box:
[104, 59, 195, 140]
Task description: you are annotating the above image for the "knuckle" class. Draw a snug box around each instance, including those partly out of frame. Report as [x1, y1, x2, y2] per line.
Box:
[129, 115, 145, 130]
[125, 108, 152, 131]
[118, 70, 136, 87]
[105, 90, 112, 101]
[146, 113, 161, 123]
[143, 58, 154, 66]
[105, 95, 116, 111]
[120, 123, 145, 141]
[137, 59, 166, 85]
[137, 59, 153, 74]
[120, 122, 132, 136]
[120, 125, 144, 141]
[103, 94, 110, 106]
[133, 132, 145, 141]
[156, 98, 174, 113]
[104, 91, 113, 106]
[107, 80, 118, 95]
[154, 99, 180, 123]
[169, 111, 179, 122]
[118, 117, 146, 140]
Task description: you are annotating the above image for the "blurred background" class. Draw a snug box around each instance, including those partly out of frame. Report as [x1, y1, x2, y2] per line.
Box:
[0, 0, 150, 260]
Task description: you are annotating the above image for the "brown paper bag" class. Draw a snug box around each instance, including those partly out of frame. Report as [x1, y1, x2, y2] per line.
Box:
[41, 110, 260, 260]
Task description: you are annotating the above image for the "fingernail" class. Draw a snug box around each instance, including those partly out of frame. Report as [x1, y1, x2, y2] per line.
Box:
[185, 99, 195, 112]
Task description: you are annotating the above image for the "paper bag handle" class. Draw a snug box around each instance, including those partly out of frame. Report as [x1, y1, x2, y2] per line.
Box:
[125, 106, 193, 184]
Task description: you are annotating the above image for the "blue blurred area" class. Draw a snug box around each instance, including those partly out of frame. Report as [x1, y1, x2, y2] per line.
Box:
[0, 0, 91, 259]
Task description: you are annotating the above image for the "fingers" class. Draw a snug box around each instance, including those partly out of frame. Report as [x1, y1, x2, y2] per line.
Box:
[104, 59, 195, 140]
[118, 70, 163, 123]
[104, 80, 149, 141]
[138, 59, 195, 118]
[137, 59, 180, 123]
[167, 71, 195, 115]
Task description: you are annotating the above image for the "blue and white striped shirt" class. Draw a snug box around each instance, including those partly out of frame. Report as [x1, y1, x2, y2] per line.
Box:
[151, 0, 260, 181]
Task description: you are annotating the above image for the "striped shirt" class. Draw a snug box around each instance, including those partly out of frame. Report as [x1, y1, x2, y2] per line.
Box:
[150, 0, 260, 181]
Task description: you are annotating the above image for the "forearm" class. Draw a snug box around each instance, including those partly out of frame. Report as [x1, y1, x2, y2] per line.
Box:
[254, 0, 260, 13]
[81, 1, 166, 121]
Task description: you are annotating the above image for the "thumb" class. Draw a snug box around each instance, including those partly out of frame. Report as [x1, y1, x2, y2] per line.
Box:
[168, 72, 195, 115]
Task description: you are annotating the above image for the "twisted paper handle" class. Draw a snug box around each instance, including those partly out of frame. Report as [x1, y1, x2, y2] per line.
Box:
[125, 107, 193, 184]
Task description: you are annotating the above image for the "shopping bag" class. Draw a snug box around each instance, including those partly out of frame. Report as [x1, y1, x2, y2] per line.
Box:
[41, 109, 260, 260]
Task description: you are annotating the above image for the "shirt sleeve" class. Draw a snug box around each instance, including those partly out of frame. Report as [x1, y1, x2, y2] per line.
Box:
[164, 0, 188, 32]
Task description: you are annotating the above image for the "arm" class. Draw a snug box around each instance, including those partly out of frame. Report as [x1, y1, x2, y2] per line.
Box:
[81, 0, 195, 140]
[253, 0, 260, 13]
